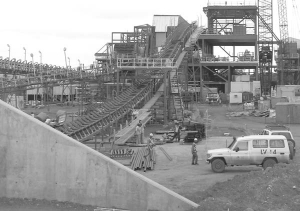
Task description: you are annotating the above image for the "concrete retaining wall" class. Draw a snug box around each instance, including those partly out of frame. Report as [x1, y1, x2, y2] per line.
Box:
[0, 100, 198, 211]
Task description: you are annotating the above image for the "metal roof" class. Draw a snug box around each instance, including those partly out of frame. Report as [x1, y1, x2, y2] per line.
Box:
[152, 15, 180, 33]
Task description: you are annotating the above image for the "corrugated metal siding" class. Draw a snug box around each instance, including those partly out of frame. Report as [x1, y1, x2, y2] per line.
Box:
[152, 15, 179, 32]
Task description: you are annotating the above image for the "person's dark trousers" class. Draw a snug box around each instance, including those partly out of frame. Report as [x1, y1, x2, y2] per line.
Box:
[192, 153, 198, 165]
[143, 148, 153, 171]
[171, 132, 180, 142]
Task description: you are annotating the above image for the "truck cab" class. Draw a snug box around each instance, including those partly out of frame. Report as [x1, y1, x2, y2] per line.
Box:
[207, 135, 291, 173]
[205, 92, 221, 104]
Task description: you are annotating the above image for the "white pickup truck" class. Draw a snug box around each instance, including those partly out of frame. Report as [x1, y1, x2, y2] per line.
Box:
[206, 135, 291, 173]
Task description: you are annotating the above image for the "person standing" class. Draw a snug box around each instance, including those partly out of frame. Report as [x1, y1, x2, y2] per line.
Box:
[191, 138, 198, 165]
[138, 120, 145, 144]
[143, 133, 155, 172]
[134, 122, 142, 144]
[171, 121, 182, 142]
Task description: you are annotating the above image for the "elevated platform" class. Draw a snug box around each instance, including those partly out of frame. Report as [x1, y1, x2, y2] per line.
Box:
[115, 52, 186, 145]
[190, 61, 258, 68]
[198, 34, 257, 46]
[0, 100, 198, 211]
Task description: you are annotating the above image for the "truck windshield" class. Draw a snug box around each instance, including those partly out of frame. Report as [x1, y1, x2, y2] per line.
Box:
[228, 139, 237, 149]
[208, 93, 218, 98]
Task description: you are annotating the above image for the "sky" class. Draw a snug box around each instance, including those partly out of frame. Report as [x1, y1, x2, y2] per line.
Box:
[0, 0, 208, 68]
[0, 0, 299, 68]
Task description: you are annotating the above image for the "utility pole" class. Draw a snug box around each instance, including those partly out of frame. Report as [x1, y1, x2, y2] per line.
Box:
[63, 47, 68, 68]
[39, 51, 42, 64]
[7, 44, 10, 60]
[7, 44, 10, 68]
[30, 53, 35, 76]
[68, 57, 70, 69]
[23, 47, 26, 61]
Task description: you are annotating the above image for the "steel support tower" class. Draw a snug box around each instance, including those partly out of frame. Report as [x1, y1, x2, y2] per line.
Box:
[258, 0, 274, 95]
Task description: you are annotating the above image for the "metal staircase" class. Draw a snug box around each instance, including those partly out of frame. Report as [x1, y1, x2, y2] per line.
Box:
[185, 26, 205, 49]
[171, 68, 184, 120]
[158, 22, 195, 121]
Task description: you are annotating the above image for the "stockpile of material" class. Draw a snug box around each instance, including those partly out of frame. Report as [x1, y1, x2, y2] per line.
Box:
[110, 148, 134, 159]
[249, 110, 270, 117]
[130, 148, 156, 171]
[226, 109, 275, 118]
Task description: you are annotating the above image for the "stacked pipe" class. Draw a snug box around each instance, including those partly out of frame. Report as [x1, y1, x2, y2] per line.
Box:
[130, 148, 156, 171]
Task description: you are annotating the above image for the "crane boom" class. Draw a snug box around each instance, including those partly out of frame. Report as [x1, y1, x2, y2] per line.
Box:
[278, 0, 289, 43]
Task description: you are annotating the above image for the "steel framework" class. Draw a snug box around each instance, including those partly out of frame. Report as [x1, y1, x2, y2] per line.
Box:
[278, 0, 289, 43]
[258, 0, 274, 95]
[276, 0, 300, 85]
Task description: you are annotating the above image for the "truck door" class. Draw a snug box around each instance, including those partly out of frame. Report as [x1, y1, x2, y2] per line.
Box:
[231, 141, 250, 166]
[251, 139, 269, 164]
[269, 139, 288, 162]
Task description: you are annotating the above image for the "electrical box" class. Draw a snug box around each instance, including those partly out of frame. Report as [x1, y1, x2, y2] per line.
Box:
[230, 92, 243, 104]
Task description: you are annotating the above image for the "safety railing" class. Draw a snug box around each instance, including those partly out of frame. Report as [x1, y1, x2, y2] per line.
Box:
[0, 58, 105, 78]
[0, 67, 114, 91]
[117, 58, 176, 69]
[199, 56, 258, 62]
[207, 1, 257, 6]
[276, 53, 299, 59]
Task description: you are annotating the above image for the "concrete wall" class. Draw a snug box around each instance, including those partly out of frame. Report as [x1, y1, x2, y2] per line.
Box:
[0, 100, 198, 211]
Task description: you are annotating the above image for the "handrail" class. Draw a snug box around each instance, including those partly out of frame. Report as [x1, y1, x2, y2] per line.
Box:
[0, 58, 99, 76]
[199, 56, 258, 62]
[117, 58, 175, 68]
[175, 69, 184, 120]
[0, 68, 115, 91]
[207, 1, 257, 6]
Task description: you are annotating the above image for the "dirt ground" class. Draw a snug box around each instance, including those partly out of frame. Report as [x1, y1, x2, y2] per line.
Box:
[140, 104, 300, 211]
[2, 103, 300, 211]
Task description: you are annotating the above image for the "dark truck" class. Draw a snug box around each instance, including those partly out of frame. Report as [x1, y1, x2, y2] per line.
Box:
[205, 93, 221, 104]
[155, 121, 206, 143]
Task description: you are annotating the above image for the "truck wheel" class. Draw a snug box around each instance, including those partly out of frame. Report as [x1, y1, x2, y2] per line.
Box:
[211, 158, 225, 173]
[263, 158, 276, 170]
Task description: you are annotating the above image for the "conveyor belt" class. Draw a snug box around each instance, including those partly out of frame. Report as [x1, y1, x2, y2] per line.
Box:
[56, 72, 155, 142]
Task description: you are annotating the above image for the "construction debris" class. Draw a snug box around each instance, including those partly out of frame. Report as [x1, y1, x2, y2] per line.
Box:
[130, 148, 156, 171]
[226, 109, 276, 118]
